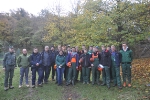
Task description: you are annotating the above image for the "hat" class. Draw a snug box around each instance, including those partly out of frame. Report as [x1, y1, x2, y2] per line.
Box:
[9, 46, 14, 49]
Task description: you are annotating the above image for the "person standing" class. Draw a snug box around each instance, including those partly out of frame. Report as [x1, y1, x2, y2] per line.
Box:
[49, 46, 57, 81]
[100, 45, 111, 89]
[62, 46, 68, 81]
[90, 47, 101, 85]
[80, 49, 91, 84]
[41, 46, 51, 84]
[17, 49, 30, 88]
[75, 46, 82, 82]
[66, 47, 79, 86]
[30, 48, 42, 88]
[120, 43, 133, 87]
[111, 45, 122, 89]
[88, 46, 93, 83]
[3, 46, 16, 91]
[64, 45, 71, 82]
[56, 50, 66, 86]
[107, 46, 113, 82]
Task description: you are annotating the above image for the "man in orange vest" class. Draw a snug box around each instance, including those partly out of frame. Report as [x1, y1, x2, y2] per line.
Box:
[66, 47, 79, 86]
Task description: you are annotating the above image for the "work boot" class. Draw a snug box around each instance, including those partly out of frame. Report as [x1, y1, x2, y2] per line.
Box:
[32, 85, 35, 88]
[123, 82, 126, 87]
[118, 86, 122, 89]
[113, 84, 117, 87]
[26, 84, 30, 87]
[101, 83, 106, 86]
[9, 86, 14, 89]
[4, 87, 9, 91]
[38, 84, 43, 87]
[128, 84, 132, 87]
[19, 85, 22, 88]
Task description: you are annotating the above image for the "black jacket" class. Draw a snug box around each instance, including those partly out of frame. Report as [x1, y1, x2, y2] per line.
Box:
[49, 50, 57, 63]
[100, 50, 111, 67]
[80, 53, 91, 67]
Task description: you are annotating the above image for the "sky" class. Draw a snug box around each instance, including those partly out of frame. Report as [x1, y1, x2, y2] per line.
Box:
[0, 0, 75, 15]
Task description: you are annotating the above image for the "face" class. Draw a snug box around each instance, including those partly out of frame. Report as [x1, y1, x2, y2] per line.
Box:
[122, 44, 127, 49]
[58, 46, 61, 51]
[93, 47, 96, 52]
[62, 46, 65, 51]
[84, 50, 87, 54]
[102, 46, 105, 51]
[51, 47, 54, 51]
[33, 49, 38, 53]
[22, 49, 27, 54]
[9, 48, 14, 53]
[89, 47, 93, 51]
[82, 46, 85, 50]
[59, 51, 63, 55]
[72, 48, 76, 52]
[75, 46, 78, 51]
[67, 47, 71, 51]
[45, 46, 49, 52]
[107, 47, 110, 51]
[111, 46, 115, 52]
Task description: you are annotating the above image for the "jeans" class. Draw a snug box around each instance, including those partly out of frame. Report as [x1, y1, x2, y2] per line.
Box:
[32, 67, 43, 85]
[20, 67, 29, 85]
[42, 66, 51, 82]
[57, 67, 65, 85]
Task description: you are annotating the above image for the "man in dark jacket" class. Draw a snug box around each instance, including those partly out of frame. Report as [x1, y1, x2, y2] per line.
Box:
[30, 48, 42, 88]
[3, 46, 16, 91]
[80, 49, 91, 84]
[41, 46, 51, 83]
[100, 45, 111, 89]
[49, 46, 57, 81]
[120, 43, 133, 87]
[111, 45, 122, 89]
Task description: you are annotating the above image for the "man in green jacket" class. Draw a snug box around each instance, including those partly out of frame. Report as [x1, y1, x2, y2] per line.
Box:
[3, 46, 16, 91]
[120, 43, 133, 87]
[17, 49, 30, 88]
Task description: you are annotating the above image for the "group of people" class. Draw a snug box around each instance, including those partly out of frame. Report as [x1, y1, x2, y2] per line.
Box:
[3, 43, 133, 91]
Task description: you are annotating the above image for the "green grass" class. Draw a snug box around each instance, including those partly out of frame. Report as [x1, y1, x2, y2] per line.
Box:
[0, 67, 149, 100]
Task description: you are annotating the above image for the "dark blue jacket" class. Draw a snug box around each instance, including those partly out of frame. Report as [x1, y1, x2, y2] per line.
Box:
[111, 51, 121, 67]
[41, 50, 51, 66]
[50, 50, 57, 63]
[30, 52, 42, 68]
[66, 53, 79, 67]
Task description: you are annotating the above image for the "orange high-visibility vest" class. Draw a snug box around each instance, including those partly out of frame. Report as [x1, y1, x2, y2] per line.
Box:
[71, 56, 76, 63]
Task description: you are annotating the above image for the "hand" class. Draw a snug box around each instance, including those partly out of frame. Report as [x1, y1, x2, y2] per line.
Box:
[36, 63, 39, 66]
[76, 67, 78, 70]
[3, 68, 5, 71]
[91, 64, 94, 67]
